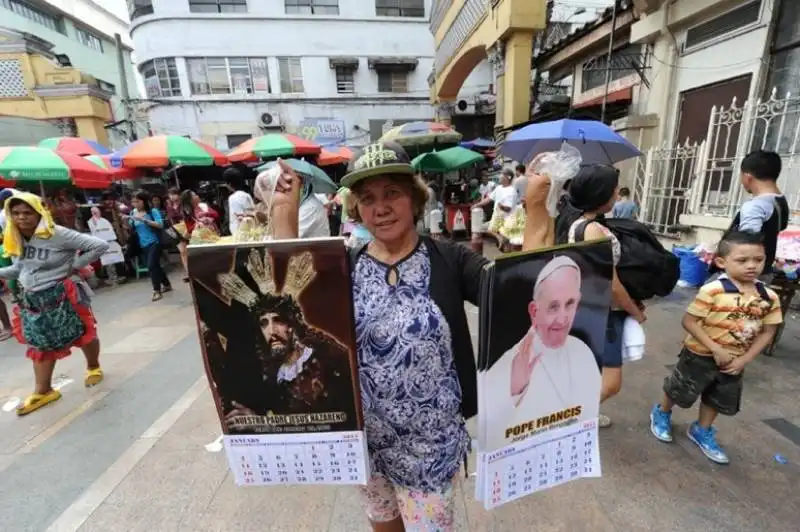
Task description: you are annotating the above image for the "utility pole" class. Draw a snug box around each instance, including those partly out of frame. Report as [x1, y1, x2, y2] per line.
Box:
[600, 1, 618, 124]
[115, 33, 137, 141]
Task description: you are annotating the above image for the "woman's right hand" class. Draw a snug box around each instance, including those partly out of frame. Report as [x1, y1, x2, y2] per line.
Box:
[270, 160, 302, 211]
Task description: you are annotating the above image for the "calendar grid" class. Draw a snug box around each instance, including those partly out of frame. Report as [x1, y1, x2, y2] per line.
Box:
[224, 431, 369, 486]
[479, 419, 601, 509]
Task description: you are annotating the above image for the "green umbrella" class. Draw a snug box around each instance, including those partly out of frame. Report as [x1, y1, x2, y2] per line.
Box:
[258, 158, 337, 194]
[411, 146, 484, 172]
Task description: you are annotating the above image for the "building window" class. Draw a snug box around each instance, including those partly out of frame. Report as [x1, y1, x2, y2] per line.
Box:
[278, 57, 305, 93]
[96, 79, 117, 94]
[377, 68, 408, 93]
[684, 1, 761, 50]
[285, 0, 339, 15]
[127, 0, 153, 20]
[581, 44, 640, 92]
[187, 57, 271, 95]
[375, 0, 424, 18]
[140, 58, 181, 98]
[226, 134, 252, 149]
[1, 0, 65, 33]
[335, 67, 355, 94]
[189, 0, 247, 13]
[75, 28, 104, 52]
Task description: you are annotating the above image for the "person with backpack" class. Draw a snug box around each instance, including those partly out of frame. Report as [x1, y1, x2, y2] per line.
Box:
[557, 164, 647, 428]
[716, 150, 788, 282]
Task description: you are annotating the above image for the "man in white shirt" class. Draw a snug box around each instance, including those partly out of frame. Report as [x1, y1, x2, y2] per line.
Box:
[298, 190, 332, 239]
[512, 163, 527, 208]
[477, 169, 516, 235]
[224, 168, 255, 236]
[482, 256, 601, 451]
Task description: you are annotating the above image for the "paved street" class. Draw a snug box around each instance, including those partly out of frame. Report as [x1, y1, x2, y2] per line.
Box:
[1, 258, 800, 531]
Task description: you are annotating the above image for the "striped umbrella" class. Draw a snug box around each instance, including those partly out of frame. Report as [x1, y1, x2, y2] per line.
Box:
[38, 136, 112, 156]
[227, 134, 321, 163]
[379, 121, 462, 147]
[110, 135, 229, 168]
[317, 146, 354, 166]
[85, 154, 142, 180]
[0, 146, 112, 189]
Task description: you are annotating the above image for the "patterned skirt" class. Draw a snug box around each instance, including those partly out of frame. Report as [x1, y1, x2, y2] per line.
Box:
[12, 279, 96, 362]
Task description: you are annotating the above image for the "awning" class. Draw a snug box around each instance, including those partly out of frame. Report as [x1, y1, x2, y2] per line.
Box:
[329, 56, 359, 69]
[368, 57, 418, 71]
[574, 87, 632, 109]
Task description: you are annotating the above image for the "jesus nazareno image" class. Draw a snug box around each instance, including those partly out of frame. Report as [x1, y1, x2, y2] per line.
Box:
[188, 238, 362, 435]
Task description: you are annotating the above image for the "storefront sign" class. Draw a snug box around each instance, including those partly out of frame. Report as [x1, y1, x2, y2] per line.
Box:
[298, 119, 346, 146]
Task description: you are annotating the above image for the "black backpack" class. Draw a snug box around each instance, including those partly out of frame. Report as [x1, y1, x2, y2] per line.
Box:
[556, 203, 679, 301]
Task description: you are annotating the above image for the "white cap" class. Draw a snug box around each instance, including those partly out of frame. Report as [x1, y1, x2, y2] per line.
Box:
[533, 255, 581, 297]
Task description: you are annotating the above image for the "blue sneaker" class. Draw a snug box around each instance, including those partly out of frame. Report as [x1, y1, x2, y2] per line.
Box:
[649, 404, 673, 443]
[687, 421, 730, 464]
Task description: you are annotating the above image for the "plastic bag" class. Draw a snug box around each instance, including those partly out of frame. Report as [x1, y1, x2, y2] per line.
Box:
[528, 142, 582, 217]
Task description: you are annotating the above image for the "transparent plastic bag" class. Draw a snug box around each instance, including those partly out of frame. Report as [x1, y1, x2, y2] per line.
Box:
[528, 142, 582, 217]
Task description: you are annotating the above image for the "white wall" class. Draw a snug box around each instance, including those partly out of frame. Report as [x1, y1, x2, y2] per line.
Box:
[147, 100, 434, 148]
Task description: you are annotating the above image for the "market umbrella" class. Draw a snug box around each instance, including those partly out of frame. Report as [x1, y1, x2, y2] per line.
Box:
[110, 135, 229, 168]
[0, 146, 112, 189]
[411, 146, 484, 172]
[258, 158, 337, 194]
[85, 154, 143, 180]
[317, 146, 354, 166]
[379, 121, 462, 147]
[500, 119, 642, 164]
[460, 137, 496, 150]
[228, 134, 321, 163]
[38, 136, 112, 156]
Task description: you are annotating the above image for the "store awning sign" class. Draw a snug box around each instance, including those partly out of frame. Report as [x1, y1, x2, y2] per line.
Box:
[299, 119, 346, 146]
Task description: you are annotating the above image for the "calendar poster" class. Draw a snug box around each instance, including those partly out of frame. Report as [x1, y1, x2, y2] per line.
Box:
[475, 240, 612, 507]
[478, 240, 612, 452]
[188, 237, 369, 486]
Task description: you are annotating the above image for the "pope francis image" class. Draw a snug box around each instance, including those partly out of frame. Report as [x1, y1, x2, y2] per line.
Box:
[482, 255, 601, 451]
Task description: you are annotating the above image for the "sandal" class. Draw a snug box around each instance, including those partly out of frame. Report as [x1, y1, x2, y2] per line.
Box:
[85, 367, 104, 387]
[161, 284, 173, 294]
[16, 390, 62, 416]
[152, 291, 163, 302]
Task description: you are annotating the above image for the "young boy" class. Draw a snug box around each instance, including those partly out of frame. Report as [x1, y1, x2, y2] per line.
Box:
[611, 187, 638, 219]
[649, 231, 783, 464]
[718, 150, 788, 280]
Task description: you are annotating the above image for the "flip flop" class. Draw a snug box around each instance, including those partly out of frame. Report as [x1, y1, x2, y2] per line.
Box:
[16, 390, 62, 416]
[85, 367, 104, 387]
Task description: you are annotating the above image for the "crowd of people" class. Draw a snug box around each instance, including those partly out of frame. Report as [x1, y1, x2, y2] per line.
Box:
[0, 137, 789, 530]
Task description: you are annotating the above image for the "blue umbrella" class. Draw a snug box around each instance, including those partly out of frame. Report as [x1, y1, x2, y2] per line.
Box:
[500, 119, 642, 164]
[460, 137, 496, 150]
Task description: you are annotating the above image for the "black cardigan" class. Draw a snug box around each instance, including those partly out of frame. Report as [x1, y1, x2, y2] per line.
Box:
[350, 236, 488, 419]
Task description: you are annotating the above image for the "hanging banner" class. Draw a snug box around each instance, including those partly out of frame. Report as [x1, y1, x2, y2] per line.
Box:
[298, 119, 347, 146]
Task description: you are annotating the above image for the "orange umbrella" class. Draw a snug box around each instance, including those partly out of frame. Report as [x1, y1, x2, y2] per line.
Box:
[318, 146, 354, 166]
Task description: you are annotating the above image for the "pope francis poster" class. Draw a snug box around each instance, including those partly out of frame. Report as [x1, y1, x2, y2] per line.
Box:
[479, 240, 613, 452]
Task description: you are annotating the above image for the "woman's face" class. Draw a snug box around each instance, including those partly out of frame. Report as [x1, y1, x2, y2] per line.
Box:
[168, 192, 179, 203]
[152, 196, 162, 208]
[354, 176, 415, 242]
[191, 192, 200, 207]
[132, 197, 145, 211]
[10, 202, 41, 234]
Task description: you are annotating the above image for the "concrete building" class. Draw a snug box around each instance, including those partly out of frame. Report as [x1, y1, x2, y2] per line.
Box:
[626, 0, 800, 245]
[128, 0, 494, 150]
[0, 0, 142, 146]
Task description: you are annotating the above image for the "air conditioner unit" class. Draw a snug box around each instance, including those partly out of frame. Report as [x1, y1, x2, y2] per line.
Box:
[257, 112, 282, 129]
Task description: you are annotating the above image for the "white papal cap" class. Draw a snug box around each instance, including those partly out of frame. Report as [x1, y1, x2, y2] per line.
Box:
[533, 255, 581, 297]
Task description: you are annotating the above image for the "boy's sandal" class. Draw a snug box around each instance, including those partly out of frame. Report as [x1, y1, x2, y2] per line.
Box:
[16, 390, 62, 416]
[85, 367, 104, 387]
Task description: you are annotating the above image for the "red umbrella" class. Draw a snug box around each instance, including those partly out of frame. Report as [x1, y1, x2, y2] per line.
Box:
[0, 146, 112, 189]
[318, 146, 354, 166]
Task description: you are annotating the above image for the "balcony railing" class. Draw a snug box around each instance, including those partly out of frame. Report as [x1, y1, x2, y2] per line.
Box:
[434, 0, 487, 75]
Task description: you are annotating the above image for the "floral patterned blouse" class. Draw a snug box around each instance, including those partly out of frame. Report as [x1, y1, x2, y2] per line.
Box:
[352, 242, 469, 492]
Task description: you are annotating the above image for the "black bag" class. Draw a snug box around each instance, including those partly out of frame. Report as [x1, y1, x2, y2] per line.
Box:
[145, 210, 182, 248]
[557, 207, 679, 301]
